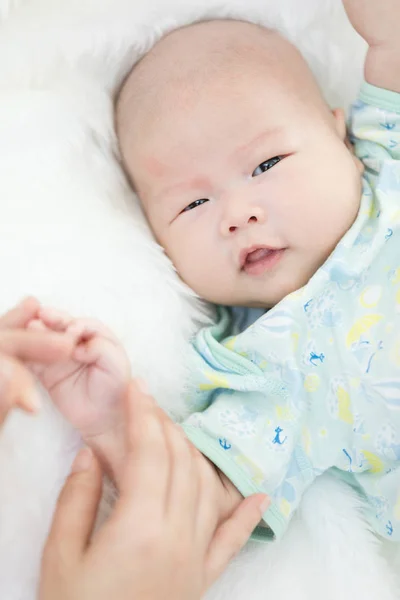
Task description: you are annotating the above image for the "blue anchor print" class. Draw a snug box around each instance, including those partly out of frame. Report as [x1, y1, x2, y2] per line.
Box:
[385, 228, 393, 241]
[343, 448, 363, 472]
[389, 139, 398, 149]
[273, 427, 287, 445]
[309, 351, 325, 366]
[304, 299, 313, 313]
[343, 448, 353, 471]
[386, 521, 393, 536]
[343, 448, 363, 473]
[380, 121, 396, 131]
[219, 438, 232, 451]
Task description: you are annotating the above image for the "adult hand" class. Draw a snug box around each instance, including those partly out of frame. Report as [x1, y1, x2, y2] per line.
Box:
[0, 297, 74, 424]
[39, 380, 269, 600]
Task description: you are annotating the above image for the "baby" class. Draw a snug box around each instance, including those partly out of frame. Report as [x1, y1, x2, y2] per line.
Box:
[30, 1, 400, 542]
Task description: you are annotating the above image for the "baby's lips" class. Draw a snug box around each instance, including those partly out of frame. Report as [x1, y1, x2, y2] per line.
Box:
[238, 244, 279, 269]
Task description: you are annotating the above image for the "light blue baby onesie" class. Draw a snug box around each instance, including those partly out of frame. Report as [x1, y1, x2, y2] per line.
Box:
[182, 82, 400, 542]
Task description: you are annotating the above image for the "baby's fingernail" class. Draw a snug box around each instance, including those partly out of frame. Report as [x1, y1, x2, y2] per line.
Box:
[136, 378, 149, 394]
[71, 448, 93, 473]
[259, 496, 270, 514]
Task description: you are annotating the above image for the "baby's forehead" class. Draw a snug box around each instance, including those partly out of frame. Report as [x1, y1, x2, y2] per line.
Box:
[116, 21, 295, 122]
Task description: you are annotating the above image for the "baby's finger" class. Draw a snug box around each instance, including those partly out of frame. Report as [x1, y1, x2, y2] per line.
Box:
[37, 307, 73, 332]
[27, 319, 48, 332]
[0, 297, 40, 330]
[67, 319, 119, 345]
[0, 330, 74, 363]
[204, 494, 269, 588]
[73, 336, 131, 387]
[115, 381, 170, 522]
[72, 335, 115, 365]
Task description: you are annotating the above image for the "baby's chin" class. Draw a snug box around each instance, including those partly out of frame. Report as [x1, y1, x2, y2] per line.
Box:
[199, 292, 275, 310]
[199, 280, 305, 309]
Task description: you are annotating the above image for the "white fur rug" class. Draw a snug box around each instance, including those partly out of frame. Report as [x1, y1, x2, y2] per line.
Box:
[0, 0, 399, 598]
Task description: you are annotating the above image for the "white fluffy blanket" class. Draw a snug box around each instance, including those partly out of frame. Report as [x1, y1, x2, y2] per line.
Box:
[0, 1, 399, 598]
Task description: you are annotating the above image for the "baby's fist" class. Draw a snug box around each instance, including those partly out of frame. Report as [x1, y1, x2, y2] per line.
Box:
[343, 0, 400, 49]
[29, 309, 131, 439]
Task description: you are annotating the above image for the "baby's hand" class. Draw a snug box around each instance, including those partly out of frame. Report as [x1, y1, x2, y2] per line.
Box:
[28, 309, 131, 441]
[343, 0, 400, 92]
[343, 0, 399, 49]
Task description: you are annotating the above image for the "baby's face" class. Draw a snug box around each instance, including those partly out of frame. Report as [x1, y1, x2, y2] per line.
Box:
[119, 24, 362, 308]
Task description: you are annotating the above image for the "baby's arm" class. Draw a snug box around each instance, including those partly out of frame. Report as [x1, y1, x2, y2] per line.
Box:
[343, 0, 400, 92]
[342, 1, 400, 173]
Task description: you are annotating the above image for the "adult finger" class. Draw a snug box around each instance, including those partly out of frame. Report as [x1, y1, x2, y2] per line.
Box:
[0, 330, 74, 363]
[0, 354, 41, 419]
[165, 420, 198, 530]
[42, 449, 102, 568]
[114, 381, 170, 521]
[205, 494, 269, 587]
[0, 297, 40, 330]
[192, 452, 221, 548]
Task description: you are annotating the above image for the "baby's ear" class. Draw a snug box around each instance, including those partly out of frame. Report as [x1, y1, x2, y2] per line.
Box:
[332, 108, 347, 140]
[332, 107, 365, 175]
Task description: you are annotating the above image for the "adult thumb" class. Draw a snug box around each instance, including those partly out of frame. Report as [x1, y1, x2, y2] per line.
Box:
[205, 494, 269, 587]
[41, 449, 103, 570]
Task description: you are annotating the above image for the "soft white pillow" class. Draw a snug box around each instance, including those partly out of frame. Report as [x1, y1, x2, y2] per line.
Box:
[0, 1, 398, 599]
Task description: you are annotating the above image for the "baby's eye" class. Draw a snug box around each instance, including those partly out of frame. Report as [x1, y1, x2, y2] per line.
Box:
[252, 156, 281, 177]
[181, 198, 209, 213]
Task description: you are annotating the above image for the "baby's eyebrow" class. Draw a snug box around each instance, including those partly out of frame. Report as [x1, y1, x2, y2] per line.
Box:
[154, 176, 211, 202]
[233, 127, 283, 161]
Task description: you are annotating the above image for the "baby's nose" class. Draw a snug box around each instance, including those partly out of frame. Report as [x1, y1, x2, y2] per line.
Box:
[220, 204, 265, 236]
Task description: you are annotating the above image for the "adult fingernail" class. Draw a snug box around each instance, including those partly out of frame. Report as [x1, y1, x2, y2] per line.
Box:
[23, 389, 42, 413]
[259, 496, 270, 514]
[71, 448, 93, 473]
[31, 386, 42, 409]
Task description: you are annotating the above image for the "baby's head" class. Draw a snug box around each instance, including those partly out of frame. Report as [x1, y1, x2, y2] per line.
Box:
[116, 20, 362, 308]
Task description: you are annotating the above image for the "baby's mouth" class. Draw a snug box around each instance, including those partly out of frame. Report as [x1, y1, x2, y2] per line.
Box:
[240, 246, 285, 276]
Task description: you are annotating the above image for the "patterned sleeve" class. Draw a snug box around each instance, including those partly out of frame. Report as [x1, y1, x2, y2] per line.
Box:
[350, 82, 400, 180]
[182, 309, 317, 542]
[183, 308, 260, 419]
